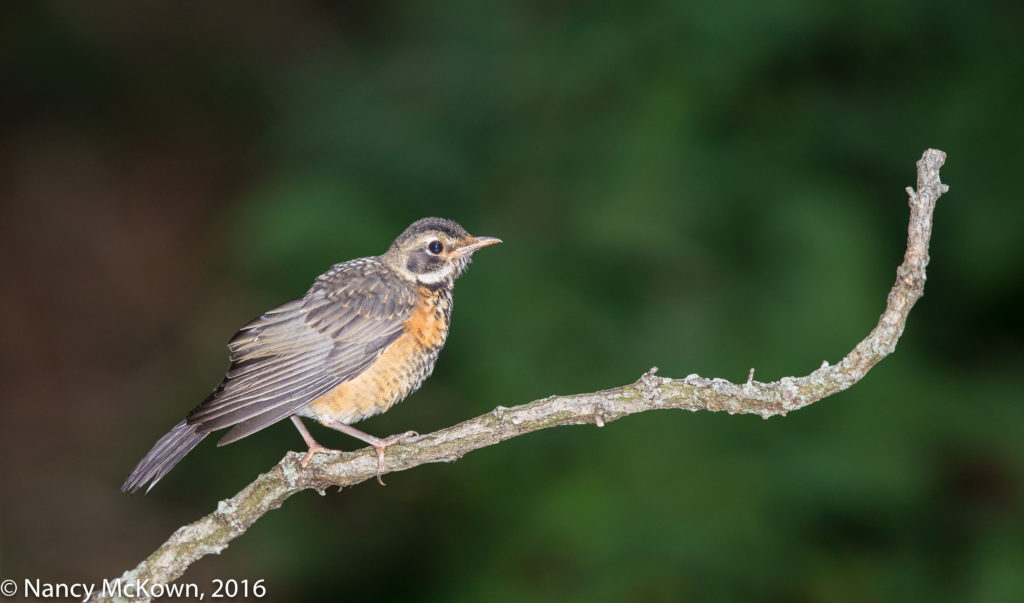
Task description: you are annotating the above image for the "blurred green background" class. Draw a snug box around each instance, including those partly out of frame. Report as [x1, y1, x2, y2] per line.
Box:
[2, 1, 1022, 601]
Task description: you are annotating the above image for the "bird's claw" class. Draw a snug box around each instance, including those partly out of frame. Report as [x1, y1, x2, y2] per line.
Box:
[371, 431, 419, 485]
[300, 443, 339, 468]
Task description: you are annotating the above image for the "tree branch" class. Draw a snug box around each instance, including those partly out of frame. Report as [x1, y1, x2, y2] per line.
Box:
[95, 149, 948, 601]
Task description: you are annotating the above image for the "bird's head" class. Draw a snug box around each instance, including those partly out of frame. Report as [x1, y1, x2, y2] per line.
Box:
[383, 217, 501, 287]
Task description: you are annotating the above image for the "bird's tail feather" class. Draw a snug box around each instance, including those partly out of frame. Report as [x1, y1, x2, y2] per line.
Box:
[122, 420, 207, 494]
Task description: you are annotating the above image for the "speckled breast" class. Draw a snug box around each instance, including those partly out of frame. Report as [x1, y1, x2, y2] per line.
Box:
[305, 286, 453, 426]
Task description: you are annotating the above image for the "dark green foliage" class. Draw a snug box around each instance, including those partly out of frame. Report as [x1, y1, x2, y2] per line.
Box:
[2, 1, 1022, 601]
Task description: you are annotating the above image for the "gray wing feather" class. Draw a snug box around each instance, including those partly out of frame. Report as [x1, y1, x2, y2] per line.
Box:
[184, 261, 417, 444]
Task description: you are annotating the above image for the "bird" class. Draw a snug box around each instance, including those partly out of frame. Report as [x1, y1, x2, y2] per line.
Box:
[122, 217, 501, 493]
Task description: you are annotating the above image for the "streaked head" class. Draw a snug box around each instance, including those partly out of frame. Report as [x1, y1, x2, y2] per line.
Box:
[383, 217, 501, 286]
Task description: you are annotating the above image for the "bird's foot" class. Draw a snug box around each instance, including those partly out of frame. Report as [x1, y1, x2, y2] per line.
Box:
[291, 416, 343, 468]
[366, 431, 419, 485]
[300, 442, 343, 468]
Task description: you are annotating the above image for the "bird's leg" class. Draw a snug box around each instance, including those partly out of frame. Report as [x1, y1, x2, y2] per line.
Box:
[322, 421, 418, 486]
[291, 416, 342, 468]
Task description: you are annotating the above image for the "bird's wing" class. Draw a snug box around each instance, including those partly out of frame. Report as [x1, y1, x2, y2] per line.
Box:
[185, 261, 419, 444]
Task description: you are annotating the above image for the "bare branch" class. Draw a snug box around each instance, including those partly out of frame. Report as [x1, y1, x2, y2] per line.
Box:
[93, 149, 948, 602]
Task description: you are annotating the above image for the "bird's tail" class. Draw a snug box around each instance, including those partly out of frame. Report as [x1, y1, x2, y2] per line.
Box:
[122, 420, 207, 494]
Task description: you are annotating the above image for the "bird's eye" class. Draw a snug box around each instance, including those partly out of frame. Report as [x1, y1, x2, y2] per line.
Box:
[428, 240, 444, 254]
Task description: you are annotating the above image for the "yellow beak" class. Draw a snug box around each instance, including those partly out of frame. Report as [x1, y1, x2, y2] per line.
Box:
[452, 236, 502, 256]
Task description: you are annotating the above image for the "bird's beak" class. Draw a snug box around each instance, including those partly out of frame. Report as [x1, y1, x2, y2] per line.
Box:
[453, 236, 502, 257]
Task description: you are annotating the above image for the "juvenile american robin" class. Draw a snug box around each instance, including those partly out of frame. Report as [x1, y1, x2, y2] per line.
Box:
[122, 217, 500, 493]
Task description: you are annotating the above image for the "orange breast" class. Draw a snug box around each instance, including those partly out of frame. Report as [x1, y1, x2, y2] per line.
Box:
[403, 286, 450, 349]
[306, 286, 449, 426]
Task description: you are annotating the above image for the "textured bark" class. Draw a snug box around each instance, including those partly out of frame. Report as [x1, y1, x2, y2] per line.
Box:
[92, 149, 948, 603]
